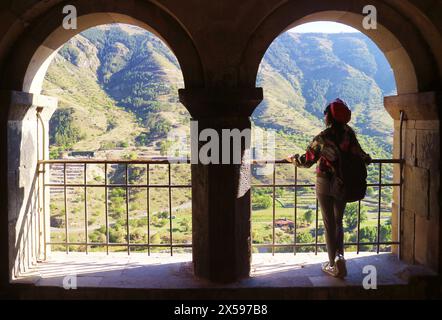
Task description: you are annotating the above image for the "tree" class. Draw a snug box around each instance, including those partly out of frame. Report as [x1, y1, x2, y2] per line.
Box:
[154, 219, 167, 228]
[130, 229, 145, 242]
[150, 233, 161, 244]
[275, 188, 284, 198]
[158, 211, 169, 219]
[252, 195, 272, 210]
[344, 202, 367, 230]
[296, 231, 315, 253]
[380, 224, 392, 242]
[359, 226, 377, 251]
[304, 209, 314, 225]
[366, 187, 375, 197]
[49, 108, 81, 150]
[179, 218, 191, 232]
[359, 226, 376, 241]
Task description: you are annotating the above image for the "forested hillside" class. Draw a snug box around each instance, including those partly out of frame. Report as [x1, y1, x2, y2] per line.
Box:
[44, 24, 396, 160]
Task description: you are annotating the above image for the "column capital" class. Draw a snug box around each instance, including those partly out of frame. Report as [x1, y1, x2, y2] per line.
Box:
[384, 91, 441, 120]
[178, 87, 263, 119]
[1, 90, 58, 121]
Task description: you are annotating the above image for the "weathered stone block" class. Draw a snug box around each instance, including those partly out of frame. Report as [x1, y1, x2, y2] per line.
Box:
[415, 214, 439, 271]
[406, 120, 416, 129]
[416, 130, 440, 171]
[404, 165, 429, 218]
[429, 167, 440, 220]
[415, 120, 440, 130]
[391, 202, 399, 255]
[404, 128, 417, 166]
[402, 211, 415, 263]
[403, 166, 415, 212]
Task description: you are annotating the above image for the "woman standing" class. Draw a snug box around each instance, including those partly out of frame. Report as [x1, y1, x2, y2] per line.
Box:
[288, 99, 371, 278]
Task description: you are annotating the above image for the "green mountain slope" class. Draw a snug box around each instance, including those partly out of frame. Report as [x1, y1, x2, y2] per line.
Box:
[44, 36, 144, 158]
[43, 24, 396, 161]
[255, 32, 395, 159]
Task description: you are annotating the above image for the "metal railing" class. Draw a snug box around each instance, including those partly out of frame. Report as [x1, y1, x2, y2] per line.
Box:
[39, 159, 192, 256]
[251, 159, 402, 255]
[38, 158, 402, 256]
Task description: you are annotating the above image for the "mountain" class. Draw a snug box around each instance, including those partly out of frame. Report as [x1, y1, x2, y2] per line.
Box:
[255, 32, 395, 159]
[43, 24, 396, 161]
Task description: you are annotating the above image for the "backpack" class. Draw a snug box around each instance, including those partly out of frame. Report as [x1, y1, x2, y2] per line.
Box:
[330, 134, 367, 202]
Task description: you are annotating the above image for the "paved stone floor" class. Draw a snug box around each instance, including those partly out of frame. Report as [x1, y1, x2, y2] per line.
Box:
[13, 252, 435, 289]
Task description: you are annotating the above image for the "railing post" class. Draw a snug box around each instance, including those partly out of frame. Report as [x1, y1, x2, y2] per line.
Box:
[126, 163, 130, 255]
[377, 162, 382, 253]
[105, 163, 109, 255]
[84, 163, 88, 254]
[146, 163, 150, 256]
[272, 164, 276, 256]
[293, 164, 298, 255]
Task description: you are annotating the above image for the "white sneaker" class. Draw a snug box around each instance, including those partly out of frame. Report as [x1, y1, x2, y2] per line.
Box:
[321, 261, 338, 277]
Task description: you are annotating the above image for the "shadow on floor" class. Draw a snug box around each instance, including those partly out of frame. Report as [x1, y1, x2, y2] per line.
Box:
[11, 252, 436, 291]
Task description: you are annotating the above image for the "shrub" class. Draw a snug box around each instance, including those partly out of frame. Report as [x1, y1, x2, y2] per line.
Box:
[304, 209, 314, 225]
[50, 216, 63, 228]
[344, 202, 367, 230]
[252, 195, 272, 210]
[158, 211, 169, 219]
[179, 218, 191, 232]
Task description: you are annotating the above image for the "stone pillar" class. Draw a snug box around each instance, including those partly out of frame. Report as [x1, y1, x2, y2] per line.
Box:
[3, 90, 57, 280]
[385, 92, 441, 272]
[179, 88, 263, 283]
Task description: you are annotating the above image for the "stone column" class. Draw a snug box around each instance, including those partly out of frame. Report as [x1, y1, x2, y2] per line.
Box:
[3, 90, 57, 279]
[179, 88, 263, 283]
[385, 91, 441, 272]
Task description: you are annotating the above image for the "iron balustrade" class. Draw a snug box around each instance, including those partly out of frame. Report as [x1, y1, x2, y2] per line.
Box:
[251, 159, 402, 255]
[39, 159, 192, 256]
[38, 158, 402, 256]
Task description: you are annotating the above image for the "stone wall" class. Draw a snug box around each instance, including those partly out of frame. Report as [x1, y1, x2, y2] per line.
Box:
[2, 91, 56, 280]
[385, 92, 441, 272]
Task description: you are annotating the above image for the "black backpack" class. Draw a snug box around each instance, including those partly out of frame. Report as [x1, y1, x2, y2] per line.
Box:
[330, 135, 368, 202]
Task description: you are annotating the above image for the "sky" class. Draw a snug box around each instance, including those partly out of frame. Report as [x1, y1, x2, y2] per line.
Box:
[289, 21, 359, 33]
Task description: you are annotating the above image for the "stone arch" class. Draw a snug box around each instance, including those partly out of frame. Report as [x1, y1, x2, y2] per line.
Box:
[237, 1, 442, 274]
[240, 0, 440, 95]
[1, 0, 205, 280]
[2, 0, 204, 95]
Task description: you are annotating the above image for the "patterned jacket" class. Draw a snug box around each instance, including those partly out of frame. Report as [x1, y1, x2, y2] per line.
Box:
[295, 125, 371, 176]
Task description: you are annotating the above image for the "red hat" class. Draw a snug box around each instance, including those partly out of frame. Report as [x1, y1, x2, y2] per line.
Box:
[328, 98, 351, 124]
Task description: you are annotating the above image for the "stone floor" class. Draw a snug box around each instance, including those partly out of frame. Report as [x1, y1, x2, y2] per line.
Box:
[13, 252, 436, 290]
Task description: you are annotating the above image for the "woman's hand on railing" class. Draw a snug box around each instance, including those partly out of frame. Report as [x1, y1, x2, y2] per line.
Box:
[286, 154, 299, 164]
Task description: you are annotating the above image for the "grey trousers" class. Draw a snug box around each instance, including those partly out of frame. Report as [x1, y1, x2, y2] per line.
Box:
[316, 176, 347, 265]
